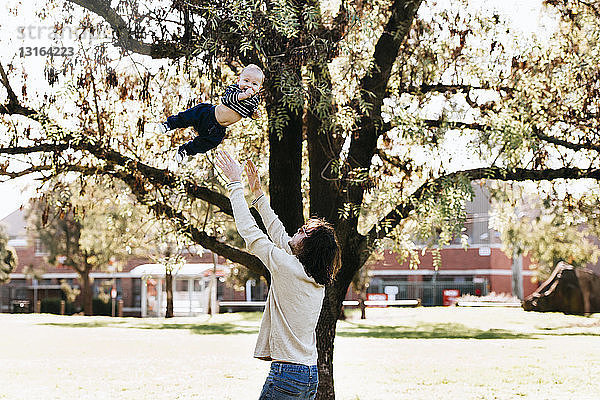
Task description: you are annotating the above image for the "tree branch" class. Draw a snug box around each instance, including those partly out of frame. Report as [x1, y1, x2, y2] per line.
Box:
[359, 0, 423, 103]
[0, 63, 18, 106]
[0, 62, 36, 116]
[109, 166, 268, 277]
[422, 119, 490, 131]
[362, 165, 600, 265]
[0, 165, 52, 179]
[379, 118, 489, 139]
[402, 84, 479, 95]
[399, 83, 514, 95]
[0, 143, 70, 155]
[423, 121, 600, 154]
[349, 0, 424, 167]
[532, 126, 600, 153]
[0, 139, 273, 277]
[67, 0, 186, 59]
[0, 141, 234, 215]
[375, 148, 411, 170]
[341, 0, 423, 255]
[423, 120, 600, 153]
[42, 162, 269, 277]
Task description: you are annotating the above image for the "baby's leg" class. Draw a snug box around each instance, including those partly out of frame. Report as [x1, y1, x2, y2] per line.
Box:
[166, 103, 211, 129]
[169, 104, 225, 162]
[180, 126, 226, 155]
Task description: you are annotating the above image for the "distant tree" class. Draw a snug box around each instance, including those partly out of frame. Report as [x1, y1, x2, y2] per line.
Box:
[491, 184, 600, 281]
[351, 259, 374, 320]
[0, 225, 17, 284]
[60, 279, 81, 303]
[26, 177, 149, 315]
[154, 238, 188, 318]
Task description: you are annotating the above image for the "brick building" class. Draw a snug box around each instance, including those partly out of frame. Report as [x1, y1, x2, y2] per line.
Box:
[347, 184, 539, 305]
[1, 183, 544, 313]
[0, 208, 259, 315]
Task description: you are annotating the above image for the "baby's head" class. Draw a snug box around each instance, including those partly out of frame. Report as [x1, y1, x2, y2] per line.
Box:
[238, 64, 264, 93]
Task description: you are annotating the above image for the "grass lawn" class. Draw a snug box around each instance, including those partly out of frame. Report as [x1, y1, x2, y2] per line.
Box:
[1, 307, 599, 400]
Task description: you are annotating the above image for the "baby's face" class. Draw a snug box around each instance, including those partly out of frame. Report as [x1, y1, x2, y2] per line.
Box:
[238, 69, 263, 93]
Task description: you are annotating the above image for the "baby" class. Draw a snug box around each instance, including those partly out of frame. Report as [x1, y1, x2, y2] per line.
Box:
[160, 64, 264, 163]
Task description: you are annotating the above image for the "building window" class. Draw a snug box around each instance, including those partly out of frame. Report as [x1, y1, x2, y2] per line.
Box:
[175, 279, 189, 292]
[34, 239, 49, 256]
[132, 279, 141, 305]
[217, 278, 224, 300]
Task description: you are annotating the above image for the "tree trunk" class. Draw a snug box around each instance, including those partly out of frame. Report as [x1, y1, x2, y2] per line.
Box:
[359, 295, 366, 320]
[316, 235, 366, 398]
[265, 68, 304, 232]
[315, 285, 343, 400]
[338, 306, 346, 321]
[165, 269, 174, 318]
[80, 269, 93, 316]
[306, 62, 343, 223]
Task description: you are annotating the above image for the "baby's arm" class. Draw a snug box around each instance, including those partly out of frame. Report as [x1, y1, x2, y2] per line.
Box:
[238, 87, 258, 101]
[221, 85, 260, 121]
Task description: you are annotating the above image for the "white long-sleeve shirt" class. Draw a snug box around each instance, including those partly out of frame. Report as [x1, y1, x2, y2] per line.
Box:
[227, 181, 324, 366]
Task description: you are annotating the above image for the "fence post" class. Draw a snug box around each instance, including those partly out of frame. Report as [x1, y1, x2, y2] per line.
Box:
[35, 300, 41, 313]
[60, 300, 65, 315]
[118, 300, 123, 317]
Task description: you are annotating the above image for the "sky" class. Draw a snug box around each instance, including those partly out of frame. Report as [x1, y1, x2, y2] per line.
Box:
[0, 0, 559, 220]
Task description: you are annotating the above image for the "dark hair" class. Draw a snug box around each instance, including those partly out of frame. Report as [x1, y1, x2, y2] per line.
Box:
[296, 218, 340, 286]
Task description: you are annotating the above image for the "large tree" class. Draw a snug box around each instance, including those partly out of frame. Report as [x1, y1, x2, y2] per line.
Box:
[490, 184, 600, 281]
[2, 0, 600, 397]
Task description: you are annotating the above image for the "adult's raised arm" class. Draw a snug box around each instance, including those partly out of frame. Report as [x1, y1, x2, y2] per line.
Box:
[215, 151, 286, 273]
[246, 160, 292, 253]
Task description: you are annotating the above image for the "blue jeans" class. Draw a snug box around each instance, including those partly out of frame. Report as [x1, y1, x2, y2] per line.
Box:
[166, 103, 226, 155]
[259, 362, 318, 400]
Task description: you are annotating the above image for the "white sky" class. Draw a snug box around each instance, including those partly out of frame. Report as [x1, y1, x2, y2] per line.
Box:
[0, 0, 558, 220]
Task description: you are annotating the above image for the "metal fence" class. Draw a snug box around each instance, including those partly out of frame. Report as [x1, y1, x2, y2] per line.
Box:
[369, 280, 488, 306]
[0, 285, 27, 313]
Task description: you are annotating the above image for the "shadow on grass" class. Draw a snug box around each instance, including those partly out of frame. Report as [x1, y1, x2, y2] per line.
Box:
[137, 323, 259, 335]
[38, 316, 600, 338]
[229, 312, 263, 322]
[336, 322, 534, 339]
[39, 321, 258, 335]
[538, 331, 600, 337]
[41, 321, 129, 328]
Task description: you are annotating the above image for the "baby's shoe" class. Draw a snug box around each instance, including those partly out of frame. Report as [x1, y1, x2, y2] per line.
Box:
[158, 122, 171, 135]
[175, 147, 188, 164]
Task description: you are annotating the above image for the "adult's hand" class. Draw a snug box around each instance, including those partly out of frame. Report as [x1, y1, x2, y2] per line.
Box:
[245, 159, 263, 198]
[215, 150, 243, 182]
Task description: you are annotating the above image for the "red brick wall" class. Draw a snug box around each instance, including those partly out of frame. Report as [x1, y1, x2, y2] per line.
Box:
[13, 241, 540, 306]
[361, 247, 539, 298]
[13, 245, 54, 273]
[9, 244, 247, 309]
[372, 248, 530, 271]
[490, 248, 513, 270]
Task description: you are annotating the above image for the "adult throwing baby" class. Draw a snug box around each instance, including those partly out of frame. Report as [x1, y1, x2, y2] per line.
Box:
[215, 150, 340, 400]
